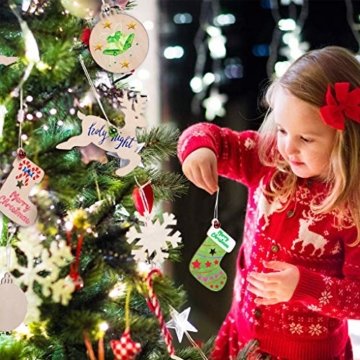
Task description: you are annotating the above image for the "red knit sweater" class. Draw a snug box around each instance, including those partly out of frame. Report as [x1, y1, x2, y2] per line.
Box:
[178, 123, 359, 360]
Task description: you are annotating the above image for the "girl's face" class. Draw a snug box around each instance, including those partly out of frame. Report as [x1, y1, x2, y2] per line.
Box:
[273, 87, 337, 179]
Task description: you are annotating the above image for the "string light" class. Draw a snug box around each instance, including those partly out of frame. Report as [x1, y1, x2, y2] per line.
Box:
[344, 0, 360, 54]
[267, 0, 309, 77]
[189, 0, 232, 121]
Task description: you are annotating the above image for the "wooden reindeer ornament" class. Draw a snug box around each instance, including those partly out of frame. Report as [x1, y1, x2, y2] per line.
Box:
[57, 91, 147, 176]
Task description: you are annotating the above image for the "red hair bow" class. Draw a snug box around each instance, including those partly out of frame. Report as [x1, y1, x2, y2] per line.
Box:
[320, 82, 360, 130]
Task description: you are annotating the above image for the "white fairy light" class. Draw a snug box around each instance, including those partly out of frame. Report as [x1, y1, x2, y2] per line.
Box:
[109, 281, 127, 299]
[173, 13, 193, 24]
[163, 46, 184, 60]
[65, 221, 73, 231]
[202, 88, 228, 121]
[278, 18, 296, 31]
[99, 322, 109, 332]
[79, 92, 94, 107]
[208, 35, 226, 59]
[281, 0, 303, 4]
[274, 61, 291, 77]
[214, 13, 236, 26]
[190, 76, 203, 93]
[203, 72, 215, 86]
[206, 25, 221, 37]
[136, 261, 152, 276]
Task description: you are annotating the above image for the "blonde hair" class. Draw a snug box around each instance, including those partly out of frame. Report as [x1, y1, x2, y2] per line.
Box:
[258, 46, 360, 245]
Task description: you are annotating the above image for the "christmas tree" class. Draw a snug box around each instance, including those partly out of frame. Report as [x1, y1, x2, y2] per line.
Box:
[0, 1, 211, 359]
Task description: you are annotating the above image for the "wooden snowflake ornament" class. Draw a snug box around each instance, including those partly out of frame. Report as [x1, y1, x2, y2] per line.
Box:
[126, 213, 182, 264]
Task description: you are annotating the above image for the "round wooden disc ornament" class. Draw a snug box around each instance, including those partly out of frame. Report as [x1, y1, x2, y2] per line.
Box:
[0, 272, 27, 331]
[89, 11, 149, 74]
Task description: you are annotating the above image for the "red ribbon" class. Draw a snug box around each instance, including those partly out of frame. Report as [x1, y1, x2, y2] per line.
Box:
[320, 82, 360, 130]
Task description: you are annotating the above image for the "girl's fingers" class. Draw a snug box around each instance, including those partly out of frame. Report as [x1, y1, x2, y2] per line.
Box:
[248, 272, 279, 285]
[190, 165, 213, 194]
[247, 284, 276, 299]
[200, 162, 218, 194]
[210, 159, 219, 191]
[254, 297, 279, 306]
[248, 278, 278, 292]
[182, 149, 218, 194]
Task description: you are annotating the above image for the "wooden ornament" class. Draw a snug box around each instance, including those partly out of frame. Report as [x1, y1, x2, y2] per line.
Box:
[57, 92, 147, 176]
[0, 55, 18, 66]
[57, 111, 141, 176]
[0, 156, 44, 226]
[89, 12, 149, 73]
[132, 182, 154, 216]
[0, 272, 27, 331]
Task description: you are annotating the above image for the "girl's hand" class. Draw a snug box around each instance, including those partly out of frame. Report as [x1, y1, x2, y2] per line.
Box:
[246, 261, 300, 305]
[182, 148, 218, 195]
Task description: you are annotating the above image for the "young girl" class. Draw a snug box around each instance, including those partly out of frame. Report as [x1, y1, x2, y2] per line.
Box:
[177, 46, 360, 360]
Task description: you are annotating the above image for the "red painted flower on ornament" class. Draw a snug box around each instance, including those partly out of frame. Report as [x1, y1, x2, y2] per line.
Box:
[110, 330, 141, 360]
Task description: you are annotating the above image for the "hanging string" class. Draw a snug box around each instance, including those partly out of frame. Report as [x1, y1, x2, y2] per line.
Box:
[124, 283, 132, 329]
[78, 55, 112, 126]
[17, 87, 25, 150]
[134, 177, 152, 218]
[212, 188, 220, 227]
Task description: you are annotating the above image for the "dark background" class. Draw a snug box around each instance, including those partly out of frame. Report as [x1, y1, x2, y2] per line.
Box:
[159, 0, 360, 342]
